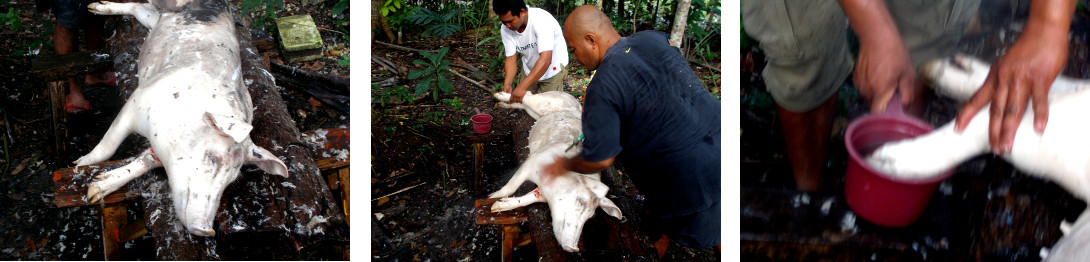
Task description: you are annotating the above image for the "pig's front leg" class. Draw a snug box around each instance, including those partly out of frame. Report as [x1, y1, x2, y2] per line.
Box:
[87, 148, 161, 203]
[75, 103, 137, 166]
[87, 1, 160, 28]
[865, 109, 991, 179]
[492, 188, 545, 212]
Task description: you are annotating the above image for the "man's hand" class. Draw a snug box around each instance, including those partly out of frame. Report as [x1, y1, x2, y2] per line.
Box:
[854, 37, 918, 113]
[953, 0, 1074, 154]
[838, 0, 920, 113]
[541, 156, 569, 186]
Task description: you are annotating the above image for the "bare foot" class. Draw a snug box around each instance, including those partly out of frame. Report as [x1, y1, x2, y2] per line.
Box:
[66, 91, 91, 113]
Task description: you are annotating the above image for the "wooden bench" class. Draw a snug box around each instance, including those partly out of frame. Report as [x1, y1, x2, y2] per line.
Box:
[52, 127, 349, 260]
[29, 50, 115, 156]
[474, 198, 530, 262]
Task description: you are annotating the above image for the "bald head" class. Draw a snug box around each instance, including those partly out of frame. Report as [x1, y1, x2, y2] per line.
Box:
[563, 5, 621, 70]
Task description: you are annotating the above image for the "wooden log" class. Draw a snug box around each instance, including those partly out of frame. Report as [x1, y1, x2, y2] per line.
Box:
[235, 10, 348, 248]
[52, 159, 138, 208]
[30, 50, 113, 80]
[474, 198, 529, 262]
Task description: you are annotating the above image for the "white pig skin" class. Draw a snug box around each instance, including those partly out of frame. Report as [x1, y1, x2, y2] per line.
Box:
[864, 54, 1090, 261]
[491, 91, 623, 252]
[79, 0, 289, 237]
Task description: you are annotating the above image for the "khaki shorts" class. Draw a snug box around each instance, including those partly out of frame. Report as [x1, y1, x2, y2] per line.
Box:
[515, 65, 569, 94]
[742, 0, 979, 112]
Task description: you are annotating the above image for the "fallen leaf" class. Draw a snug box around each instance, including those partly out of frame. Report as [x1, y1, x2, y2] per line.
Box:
[308, 61, 323, 71]
[9, 158, 28, 175]
[376, 197, 389, 206]
[308, 97, 323, 107]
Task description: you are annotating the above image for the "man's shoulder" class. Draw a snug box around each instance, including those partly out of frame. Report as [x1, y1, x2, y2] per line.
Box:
[527, 7, 559, 22]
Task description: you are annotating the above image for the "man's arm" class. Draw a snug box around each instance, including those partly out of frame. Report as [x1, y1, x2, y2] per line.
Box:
[954, 0, 1075, 154]
[509, 50, 554, 103]
[542, 155, 615, 185]
[838, 0, 919, 113]
[502, 54, 519, 94]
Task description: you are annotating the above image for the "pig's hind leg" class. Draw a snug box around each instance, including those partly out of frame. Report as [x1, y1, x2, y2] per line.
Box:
[75, 102, 137, 166]
[87, 1, 160, 28]
[87, 148, 161, 203]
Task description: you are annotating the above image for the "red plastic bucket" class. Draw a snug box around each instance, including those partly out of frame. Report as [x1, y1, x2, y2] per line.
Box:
[844, 94, 954, 227]
[471, 108, 492, 134]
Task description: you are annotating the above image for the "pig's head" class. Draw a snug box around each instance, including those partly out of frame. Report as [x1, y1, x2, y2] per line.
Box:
[160, 112, 289, 236]
[539, 172, 623, 252]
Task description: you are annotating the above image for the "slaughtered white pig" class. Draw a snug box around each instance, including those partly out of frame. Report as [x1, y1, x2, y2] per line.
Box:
[76, 0, 289, 236]
[864, 54, 1090, 261]
[490, 91, 623, 252]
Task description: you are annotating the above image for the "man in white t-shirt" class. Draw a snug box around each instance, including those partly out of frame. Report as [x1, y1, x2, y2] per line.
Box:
[494, 0, 569, 103]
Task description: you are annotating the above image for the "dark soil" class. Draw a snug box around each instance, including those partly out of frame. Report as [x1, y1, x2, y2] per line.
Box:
[370, 27, 721, 261]
[0, 0, 349, 259]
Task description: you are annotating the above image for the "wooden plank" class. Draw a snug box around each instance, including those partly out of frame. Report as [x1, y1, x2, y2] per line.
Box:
[30, 50, 113, 80]
[52, 159, 138, 208]
[474, 198, 529, 225]
[101, 202, 127, 261]
[338, 167, 349, 226]
[48, 81, 67, 156]
[303, 127, 350, 170]
[501, 225, 519, 262]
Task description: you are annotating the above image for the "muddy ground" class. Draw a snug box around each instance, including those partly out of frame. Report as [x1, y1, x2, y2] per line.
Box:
[0, 0, 349, 259]
[742, 1, 1090, 261]
[369, 27, 722, 261]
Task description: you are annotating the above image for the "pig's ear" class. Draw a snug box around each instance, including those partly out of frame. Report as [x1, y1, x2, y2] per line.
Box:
[247, 145, 290, 178]
[586, 178, 623, 219]
[598, 196, 623, 220]
[203, 112, 253, 143]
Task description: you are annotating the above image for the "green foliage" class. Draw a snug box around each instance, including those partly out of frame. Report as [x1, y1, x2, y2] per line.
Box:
[332, 0, 348, 15]
[423, 111, 447, 123]
[408, 47, 454, 102]
[337, 53, 350, 66]
[476, 33, 505, 76]
[0, 8, 22, 31]
[442, 97, 463, 111]
[372, 84, 390, 107]
[240, 0, 283, 29]
[16, 19, 51, 57]
[383, 126, 397, 134]
[406, 6, 463, 39]
[380, 0, 402, 16]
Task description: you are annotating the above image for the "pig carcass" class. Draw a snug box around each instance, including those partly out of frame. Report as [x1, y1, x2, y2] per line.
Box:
[865, 54, 1090, 261]
[490, 91, 623, 252]
[77, 0, 289, 237]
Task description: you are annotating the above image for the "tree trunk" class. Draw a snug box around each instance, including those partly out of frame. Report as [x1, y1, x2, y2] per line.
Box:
[373, 0, 398, 44]
[669, 0, 691, 48]
[616, 0, 625, 19]
[650, 0, 661, 30]
[603, 0, 614, 15]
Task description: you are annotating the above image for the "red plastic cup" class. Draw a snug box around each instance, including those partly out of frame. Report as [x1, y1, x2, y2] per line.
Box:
[471, 108, 492, 134]
[843, 93, 955, 227]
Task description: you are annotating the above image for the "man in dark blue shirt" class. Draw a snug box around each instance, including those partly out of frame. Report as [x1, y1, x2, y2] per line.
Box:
[545, 5, 721, 256]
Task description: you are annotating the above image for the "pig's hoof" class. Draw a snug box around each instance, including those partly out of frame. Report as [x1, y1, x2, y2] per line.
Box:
[190, 227, 216, 236]
[86, 185, 104, 203]
[491, 199, 519, 212]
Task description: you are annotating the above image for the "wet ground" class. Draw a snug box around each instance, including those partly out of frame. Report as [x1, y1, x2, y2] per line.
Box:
[741, 1, 1090, 261]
